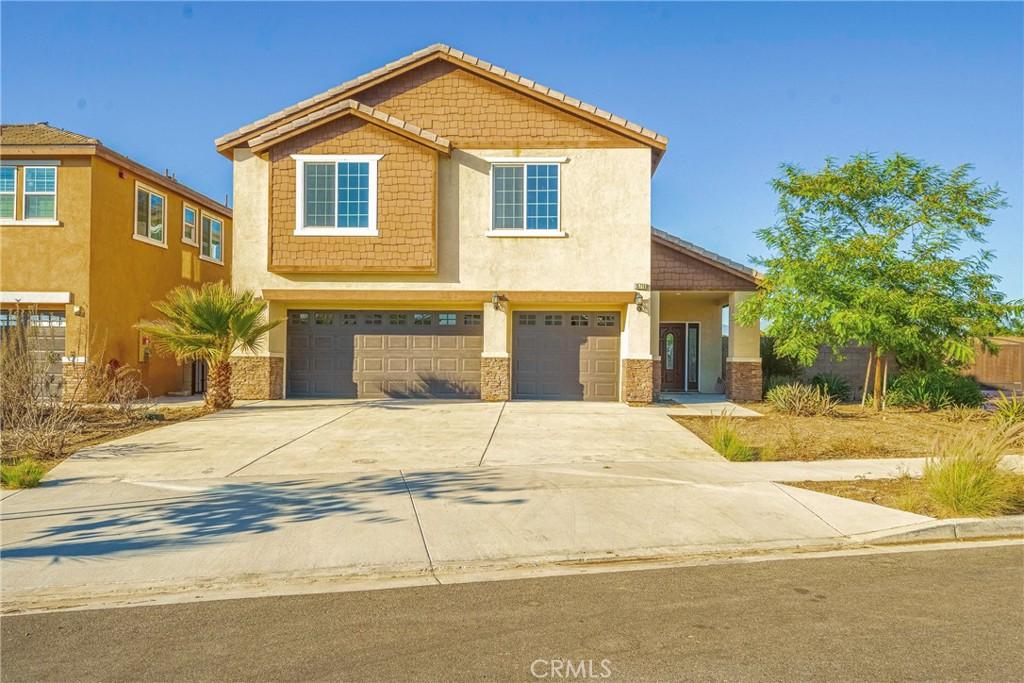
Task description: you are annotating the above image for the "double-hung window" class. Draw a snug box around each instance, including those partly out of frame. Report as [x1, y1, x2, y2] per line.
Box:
[23, 166, 57, 221]
[182, 205, 198, 245]
[490, 160, 563, 233]
[134, 183, 166, 245]
[0, 166, 15, 220]
[292, 154, 381, 236]
[201, 213, 224, 263]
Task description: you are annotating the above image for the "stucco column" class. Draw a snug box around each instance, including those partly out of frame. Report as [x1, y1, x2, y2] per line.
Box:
[726, 291, 761, 402]
[229, 300, 284, 400]
[649, 291, 662, 400]
[481, 304, 509, 401]
[622, 297, 654, 404]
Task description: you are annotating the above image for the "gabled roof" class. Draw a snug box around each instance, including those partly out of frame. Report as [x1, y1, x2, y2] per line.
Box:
[1, 123, 99, 146]
[248, 99, 451, 155]
[652, 226, 761, 284]
[217, 43, 668, 156]
[1, 122, 231, 216]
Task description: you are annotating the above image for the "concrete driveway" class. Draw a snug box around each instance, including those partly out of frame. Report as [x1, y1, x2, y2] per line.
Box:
[45, 399, 721, 483]
[1, 399, 941, 613]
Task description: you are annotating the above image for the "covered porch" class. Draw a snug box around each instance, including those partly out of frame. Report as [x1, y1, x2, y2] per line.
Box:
[650, 229, 762, 402]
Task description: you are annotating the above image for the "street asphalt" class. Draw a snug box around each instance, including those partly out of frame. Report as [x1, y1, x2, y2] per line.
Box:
[2, 543, 1022, 682]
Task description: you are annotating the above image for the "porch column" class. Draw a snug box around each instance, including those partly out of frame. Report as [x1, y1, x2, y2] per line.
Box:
[622, 297, 654, 404]
[649, 291, 662, 400]
[481, 303, 510, 401]
[726, 291, 762, 402]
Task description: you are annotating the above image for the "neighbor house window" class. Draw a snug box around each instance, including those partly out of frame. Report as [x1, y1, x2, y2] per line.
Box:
[292, 154, 381, 235]
[0, 166, 15, 219]
[182, 205, 198, 245]
[201, 213, 223, 263]
[491, 162, 560, 231]
[134, 183, 166, 244]
[24, 166, 57, 221]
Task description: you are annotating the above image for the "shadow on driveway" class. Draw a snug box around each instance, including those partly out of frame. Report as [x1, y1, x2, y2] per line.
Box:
[1, 470, 525, 562]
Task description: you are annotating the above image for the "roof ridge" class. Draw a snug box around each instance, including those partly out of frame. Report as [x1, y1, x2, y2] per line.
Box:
[216, 43, 667, 150]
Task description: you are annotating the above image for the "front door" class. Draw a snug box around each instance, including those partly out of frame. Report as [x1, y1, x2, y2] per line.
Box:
[660, 323, 700, 392]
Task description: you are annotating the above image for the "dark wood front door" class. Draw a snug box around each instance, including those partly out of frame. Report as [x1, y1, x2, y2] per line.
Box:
[660, 323, 700, 392]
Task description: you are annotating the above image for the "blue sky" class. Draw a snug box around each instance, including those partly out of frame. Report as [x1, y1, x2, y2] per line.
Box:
[3, 2, 1021, 297]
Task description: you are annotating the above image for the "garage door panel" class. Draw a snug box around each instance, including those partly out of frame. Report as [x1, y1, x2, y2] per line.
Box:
[513, 311, 619, 401]
[287, 310, 482, 399]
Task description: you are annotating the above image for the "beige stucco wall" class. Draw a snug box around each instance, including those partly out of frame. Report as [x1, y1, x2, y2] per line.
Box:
[727, 291, 760, 359]
[233, 146, 650, 293]
[658, 293, 728, 393]
[233, 146, 654, 367]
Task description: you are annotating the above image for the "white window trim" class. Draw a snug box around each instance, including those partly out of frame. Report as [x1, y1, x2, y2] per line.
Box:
[489, 160, 564, 235]
[291, 154, 382, 236]
[0, 165, 16, 221]
[199, 210, 225, 265]
[182, 204, 199, 246]
[21, 165, 58, 223]
[133, 181, 167, 247]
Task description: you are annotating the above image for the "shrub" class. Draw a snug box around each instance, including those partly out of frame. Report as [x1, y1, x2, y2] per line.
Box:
[1, 459, 46, 488]
[710, 415, 756, 461]
[766, 383, 839, 416]
[810, 373, 851, 402]
[941, 405, 987, 424]
[992, 391, 1024, 427]
[887, 370, 983, 410]
[763, 374, 800, 398]
[922, 424, 1023, 517]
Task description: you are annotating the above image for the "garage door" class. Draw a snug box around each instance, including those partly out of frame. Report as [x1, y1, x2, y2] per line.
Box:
[0, 309, 66, 399]
[287, 310, 483, 399]
[513, 311, 620, 401]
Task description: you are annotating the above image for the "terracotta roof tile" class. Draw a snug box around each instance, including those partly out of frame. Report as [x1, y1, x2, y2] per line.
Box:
[652, 227, 761, 281]
[1, 123, 99, 146]
[217, 44, 668, 149]
[248, 99, 451, 152]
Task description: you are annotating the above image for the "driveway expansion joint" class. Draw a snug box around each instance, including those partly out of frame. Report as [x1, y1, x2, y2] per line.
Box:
[478, 401, 507, 467]
[224, 403, 369, 477]
[400, 469, 441, 585]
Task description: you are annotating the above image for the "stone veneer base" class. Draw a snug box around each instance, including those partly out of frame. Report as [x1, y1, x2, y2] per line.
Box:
[230, 356, 284, 400]
[652, 359, 662, 402]
[481, 356, 510, 401]
[622, 358, 654, 404]
[725, 359, 762, 402]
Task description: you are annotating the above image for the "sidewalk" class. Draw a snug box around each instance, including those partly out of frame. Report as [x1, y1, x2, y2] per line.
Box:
[5, 455, 1020, 613]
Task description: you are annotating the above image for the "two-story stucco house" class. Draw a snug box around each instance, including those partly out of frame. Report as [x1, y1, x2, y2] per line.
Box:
[217, 44, 761, 404]
[0, 123, 232, 398]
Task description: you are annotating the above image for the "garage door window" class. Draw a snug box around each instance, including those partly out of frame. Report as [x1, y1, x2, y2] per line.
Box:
[414, 313, 433, 326]
[389, 313, 407, 325]
[544, 314, 562, 326]
[570, 314, 589, 326]
[438, 313, 457, 326]
[364, 313, 383, 325]
[463, 313, 482, 326]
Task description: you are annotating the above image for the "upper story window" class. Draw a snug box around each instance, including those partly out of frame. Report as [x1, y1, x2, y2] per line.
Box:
[0, 166, 15, 220]
[201, 213, 224, 263]
[134, 183, 166, 246]
[490, 160, 562, 233]
[291, 154, 381, 236]
[182, 205, 198, 245]
[23, 166, 57, 221]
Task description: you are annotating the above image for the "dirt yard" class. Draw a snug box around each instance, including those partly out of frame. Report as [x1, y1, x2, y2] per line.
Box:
[789, 477, 1024, 518]
[1, 404, 210, 480]
[673, 404, 1003, 460]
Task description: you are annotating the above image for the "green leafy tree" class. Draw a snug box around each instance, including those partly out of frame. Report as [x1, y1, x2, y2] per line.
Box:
[738, 153, 1023, 410]
[137, 283, 281, 409]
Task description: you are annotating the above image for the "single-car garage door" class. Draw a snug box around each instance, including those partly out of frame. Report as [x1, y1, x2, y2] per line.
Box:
[0, 309, 66, 399]
[513, 311, 620, 401]
[287, 310, 482, 399]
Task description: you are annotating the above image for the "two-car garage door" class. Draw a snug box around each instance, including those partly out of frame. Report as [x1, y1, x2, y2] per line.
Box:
[287, 310, 483, 399]
[287, 309, 621, 401]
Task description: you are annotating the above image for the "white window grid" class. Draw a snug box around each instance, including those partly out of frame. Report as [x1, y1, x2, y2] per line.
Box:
[491, 163, 560, 231]
[0, 166, 16, 219]
[292, 155, 381, 235]
[23, 166, 58, 221]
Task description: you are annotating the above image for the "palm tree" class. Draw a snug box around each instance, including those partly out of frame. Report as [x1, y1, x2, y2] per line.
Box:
[137, 283, 281, 409]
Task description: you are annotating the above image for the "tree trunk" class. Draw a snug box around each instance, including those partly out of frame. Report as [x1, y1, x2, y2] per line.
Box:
[872, 350, 884, 411]
[206, 360, 233, 410]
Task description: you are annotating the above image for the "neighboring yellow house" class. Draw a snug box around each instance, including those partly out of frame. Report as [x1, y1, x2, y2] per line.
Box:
[0, 123, 232, 398]
[218, 44, 761, 403]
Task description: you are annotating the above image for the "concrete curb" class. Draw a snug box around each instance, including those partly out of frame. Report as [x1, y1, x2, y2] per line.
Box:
[852, 515, 1024, 545]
